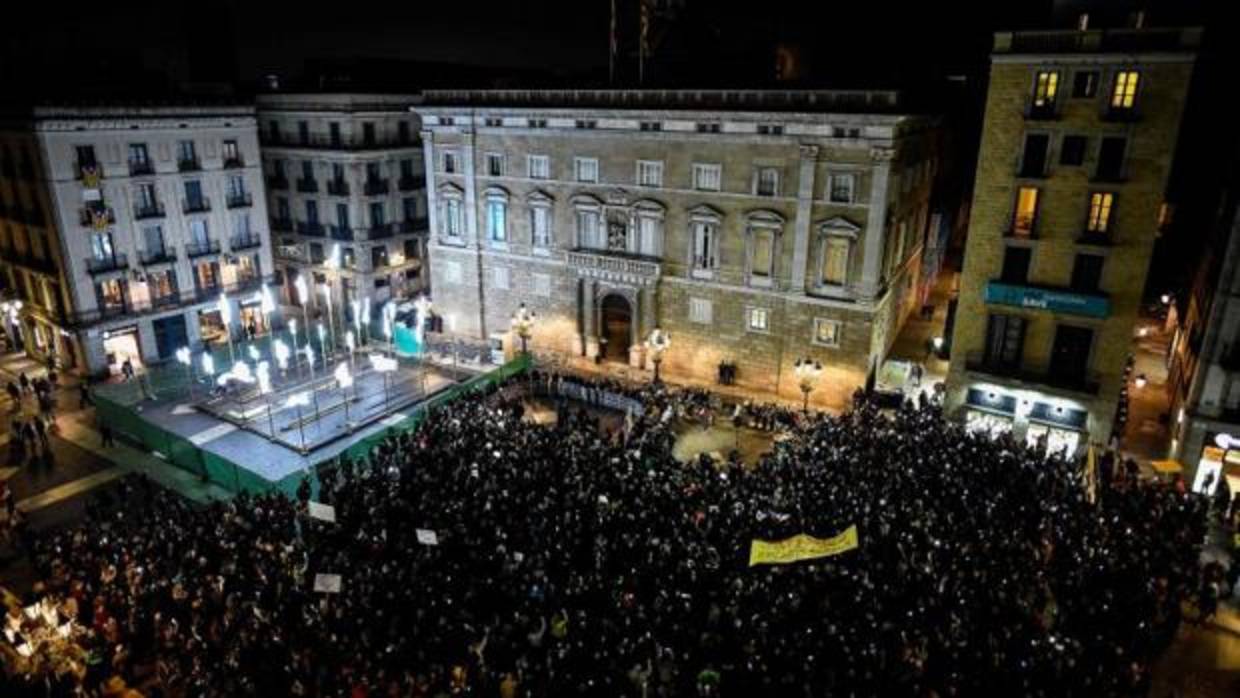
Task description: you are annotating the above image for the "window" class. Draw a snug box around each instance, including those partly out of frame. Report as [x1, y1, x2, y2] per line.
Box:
[574, 157, 599, 183]
[234, 213, 251, 237]
[76, 145, 97, 169]
[757, 124, 783, 135]
[177, 140, 197, 167]
[336, 202, 349, 228]
[1020, 134, 1049, 177]
[636, 211, 663, 257]
[1049, 325, 1094, 383]
[829, 173, 855, 203]
[575, 119, 597, 129]
[128, 144, 150, 173]
[227, 175, 246, 198]
[812, 318, 841, 347]
[362, 122, 376, 146]
[398, 121, 411, 144]
[693, 163, 722, 191]
[640, 121, 662, 131]
[637, 160, 663, 187]
[750, 227, 776, 282]
[492, 266, 510, 290]
[755, 167, 779, 197]
[305, 200, 319, 224]
[822, 238, 849, 285]
[370, 202, 385, 228]
[484, 118, 502, 128]
[695, 122, 721, 133]
[486, 153, 504, 177]
[184, 180, 205, 207]
[301, 160, 314, 181]
[984, 315, 1025, 368]
[1086, 192, 1114, 234]
[689, 211, 720, 276]
[402, 197, 419, 222]
[90, 232, 114, 260]
[142, 225, 165, 254]
[1110, 71, 1140, 110]
[440, 117, 455, 126]
[442, 150, 459, 174]
[576, 209, 601, 248]
[189, 219, 210, 246]
[530, 205, 551, 248]
[1060, 135, 1087, 166]
[1070, 253, 1104, 292]
[371, 246, 388, 269]
[486, 199, 508, 243]
[527, 118, 548, 128]
[1096, 137, 1126, 180]
[1031, 71, 1059, 114]
[137, 183, 158, 209]
[443, 260, 463, 284]
[528, 155, 550, 179]
[442, 196, 463, 238]
[689, 298, 713, 325]
[1000, 246, 1031, 284]
[1073, 71, 1098, 98]
[276, 197, 290, 220]
[747, 307, 770, 332]
[533, 273, 551, 297]
[222, 140, 240, 165]
[1012, 187, 1040, 237]
[298, 121, 309, 144]
[365, 162, 382, 183]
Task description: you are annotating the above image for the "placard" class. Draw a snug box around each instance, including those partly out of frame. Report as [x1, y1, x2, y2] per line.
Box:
[416, 529, 439, 546]
[308, 502, 336, 523]
[313, 573, 342, 593]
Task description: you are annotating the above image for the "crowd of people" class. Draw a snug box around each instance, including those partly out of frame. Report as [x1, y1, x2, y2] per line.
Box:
[2, 371, 1210, 697]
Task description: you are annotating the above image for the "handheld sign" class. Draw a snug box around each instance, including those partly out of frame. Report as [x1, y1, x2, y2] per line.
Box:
[313, 573, 343, 593]
[416, 529, 439, 546]
[307, 502, 337, 523]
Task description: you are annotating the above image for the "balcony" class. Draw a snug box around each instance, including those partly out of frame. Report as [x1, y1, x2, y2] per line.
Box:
[984, 280, 1109, 318]
[194, 283, 222, 302]
[150, 291, 182, 310]
[230, 233, 263, 251]
[223, 155, 245, 169]
[567, 248, 662, 281]
[327, 179, 350, 196]
[138, 246, 177, 265]
[260, 132, 421, 151]
[129, 160, 154, 176]
[1024, 102, 1058, 121]
[271, 217, 293, 233]
[296, 178, 319, 193]
[965, 352, 1101, 395]
[364, 178, 389, 196]
[182, 196, 211, 214]
[186, 240, 221, 258]
[330, 225, 355, 241]
[80, 206, 116, 228]
[398, 217, 428, 234]
[133, 202, 166, 220]
[1076, 230, 1113, 247]
[398, 174, 425, 191]
[268, 174, 289, 190]
[226, 192, 253, 209]
[366, 223, 392, 240]
[85, 253, 129, 275]
[178, 157, 201, 172]
[98, 301, 130, 319]
[296, 221, 325, 237]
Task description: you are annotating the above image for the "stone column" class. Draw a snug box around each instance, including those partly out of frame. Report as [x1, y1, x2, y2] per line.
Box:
[789, 145, 818, 294]
[858, 146, 894, 299]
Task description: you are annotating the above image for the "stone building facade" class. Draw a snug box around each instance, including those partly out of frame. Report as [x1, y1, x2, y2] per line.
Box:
[255, 94, 428, 330]
[946, 27, 1199, 453]
[0, 104, 274, 376]
[418, 90, 940, 407]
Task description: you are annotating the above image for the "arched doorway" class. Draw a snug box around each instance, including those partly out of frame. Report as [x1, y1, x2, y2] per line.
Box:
[599, 294, 633, 362]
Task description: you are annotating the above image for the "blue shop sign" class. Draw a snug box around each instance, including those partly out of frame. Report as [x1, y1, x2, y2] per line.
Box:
[984, 282, 1110, 318]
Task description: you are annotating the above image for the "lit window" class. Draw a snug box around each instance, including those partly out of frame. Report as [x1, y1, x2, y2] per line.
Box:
[747, 307, 769, 332]
[1032, 71, 1059, 108]
[441, 196, 463, 238]
[1087, 192, 1113, 233]
[637, 160, 663, 187]
[812, 318, 841, 347]
[1012, 187, 1040, 237]
[1111, 71, 1140, 110]
[822, 238, 849, 285]
[574, 157, 599, 183]
[692, 163, 722, 191]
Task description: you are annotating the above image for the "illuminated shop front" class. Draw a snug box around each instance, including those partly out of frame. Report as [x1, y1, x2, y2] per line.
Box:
[961, 384, 1090, 457]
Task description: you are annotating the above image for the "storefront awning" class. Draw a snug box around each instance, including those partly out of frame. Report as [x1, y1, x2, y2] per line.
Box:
[965, 388, 1017, 415]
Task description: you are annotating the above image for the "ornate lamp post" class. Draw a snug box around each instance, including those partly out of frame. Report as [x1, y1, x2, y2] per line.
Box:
[645, 326, 671, 384]
[510, 302, 536, 356]
[793, 357, 823, 413]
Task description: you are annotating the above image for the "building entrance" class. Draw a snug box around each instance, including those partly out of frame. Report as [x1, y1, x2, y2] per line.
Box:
[599, 294, 633, 362]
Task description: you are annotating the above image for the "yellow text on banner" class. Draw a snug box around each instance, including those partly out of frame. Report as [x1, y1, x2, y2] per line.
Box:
[748, 525, 859, 567]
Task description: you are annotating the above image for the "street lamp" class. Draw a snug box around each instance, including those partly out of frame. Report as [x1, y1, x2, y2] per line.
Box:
[510, 302, 537, 356]
[793, 357, 823, 413]
[645, 326, 671, 384]
[175, 346, 194, 398]
[218, 293, 236, 364]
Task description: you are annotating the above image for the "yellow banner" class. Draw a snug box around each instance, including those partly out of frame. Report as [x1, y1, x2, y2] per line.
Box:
[748, 525, 859, 567]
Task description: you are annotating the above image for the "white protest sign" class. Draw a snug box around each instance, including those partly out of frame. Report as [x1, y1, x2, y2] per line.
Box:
[416, 529, 439, 546]
[308, 501, 337, 523]
[313, 573, 343, 593]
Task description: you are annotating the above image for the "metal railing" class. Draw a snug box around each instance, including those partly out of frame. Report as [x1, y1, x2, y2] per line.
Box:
[139, 246, 178, 265]
[85, 253, 129, 274]
[330, 225, 355, 241]
[226, 192, 253, 208]
[183, 196, 211, 213]
[398, 217, 428, 234]
[178, 157, 201, 172]
[133, 202, 166, 220]
[129, 160, 154, 176]
[296, 178, 319, 193]
[398, 175, 425, 191]
[268, 175, 289, 190]
[271, 217, 294, 232]
[260, 132, 422, 150]
[186, 240, 221, 258]
[296, 221, 325, 237]
[230, 234, 263, 250]
[366, 223, 392, 240]
[223, 155, 245, 169]
[364, 178, 390, 195]
[327, 179, 350, 196]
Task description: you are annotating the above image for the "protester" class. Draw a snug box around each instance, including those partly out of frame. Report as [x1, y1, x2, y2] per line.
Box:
[8, 373, 1206, 697]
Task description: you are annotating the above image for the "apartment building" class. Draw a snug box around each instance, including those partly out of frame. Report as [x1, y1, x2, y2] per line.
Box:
[946, 26, 1199, 454]
[1165, 148, 1240, 492]
[418, 89, 941, 407]
[255, 94, 428, 328]
[0, 103, 274, 376]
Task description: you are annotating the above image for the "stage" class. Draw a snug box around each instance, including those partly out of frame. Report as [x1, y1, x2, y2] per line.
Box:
[91, 344, 521, 496]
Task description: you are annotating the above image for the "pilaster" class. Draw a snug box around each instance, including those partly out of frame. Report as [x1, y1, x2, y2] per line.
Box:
[789, 144, 818, 294]
[858, 146, 894, 299]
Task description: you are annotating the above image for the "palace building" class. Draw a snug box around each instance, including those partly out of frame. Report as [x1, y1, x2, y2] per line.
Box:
[417, 89, 941, 407]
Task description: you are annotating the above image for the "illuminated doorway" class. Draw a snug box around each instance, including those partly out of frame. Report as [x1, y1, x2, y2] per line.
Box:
[599, 294, 632, 363]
